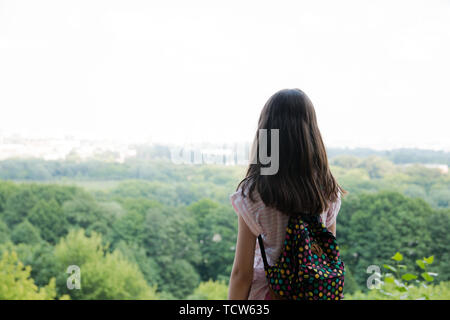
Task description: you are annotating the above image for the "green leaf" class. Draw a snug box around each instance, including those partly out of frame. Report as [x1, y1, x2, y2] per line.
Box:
[401, 273, 418, 281]
[391, 252, 403, 262]
[421, 272, 434, 282]
[384, 275, 395, 284]
[423, 256, 434, 265]
[416, 259, 426, 270]
[383, 264, 397, 272]
[396, 286, 408, 293]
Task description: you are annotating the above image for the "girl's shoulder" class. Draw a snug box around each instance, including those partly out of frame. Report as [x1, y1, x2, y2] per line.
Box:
[230, 187, 265, 215]
[323, 191, 342, 228]
[230, 187, 266, 236]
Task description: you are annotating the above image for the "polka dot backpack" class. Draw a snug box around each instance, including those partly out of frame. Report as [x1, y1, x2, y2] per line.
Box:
[257, 213, 345, 300]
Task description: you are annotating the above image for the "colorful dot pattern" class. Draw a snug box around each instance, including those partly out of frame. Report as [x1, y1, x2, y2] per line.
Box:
[264, 215, 345, 300]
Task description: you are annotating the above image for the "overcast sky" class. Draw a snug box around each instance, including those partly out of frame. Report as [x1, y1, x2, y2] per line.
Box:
[0, 0, 449, 150]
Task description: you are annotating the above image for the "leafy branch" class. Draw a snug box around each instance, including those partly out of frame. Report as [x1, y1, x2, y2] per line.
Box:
[380, 252, 438, 300]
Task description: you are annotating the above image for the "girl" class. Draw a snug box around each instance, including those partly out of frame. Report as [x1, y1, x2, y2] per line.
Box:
[228, 88, 346, 300]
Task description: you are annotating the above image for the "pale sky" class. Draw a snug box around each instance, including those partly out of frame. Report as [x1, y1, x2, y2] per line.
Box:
[0, 0, 449, 150]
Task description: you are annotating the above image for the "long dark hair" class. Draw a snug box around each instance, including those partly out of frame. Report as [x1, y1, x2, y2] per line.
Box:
[237, 88, 346, 216]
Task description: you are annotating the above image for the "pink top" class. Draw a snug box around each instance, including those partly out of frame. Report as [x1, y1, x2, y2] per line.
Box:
[230, 187, 341, 300]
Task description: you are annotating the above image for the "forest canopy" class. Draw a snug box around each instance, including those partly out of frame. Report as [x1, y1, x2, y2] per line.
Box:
[0, 149, 448, 299]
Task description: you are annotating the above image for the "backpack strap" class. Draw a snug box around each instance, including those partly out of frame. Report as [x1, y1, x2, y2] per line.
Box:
[257, 234, 269, 269]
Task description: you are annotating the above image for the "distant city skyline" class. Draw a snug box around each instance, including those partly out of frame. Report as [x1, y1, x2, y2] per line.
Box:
[0, 128, 448, 153]
[0, 130, 448, 170]
[1, 0, 449, 152]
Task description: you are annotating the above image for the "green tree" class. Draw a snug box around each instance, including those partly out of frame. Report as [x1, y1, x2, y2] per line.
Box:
[187, 280, 228, 300]
[11, 219, 42, 244]
[331, 155, 361, 169]
[54, 229, 157, 300]
[73, 250, 158, 300]
[2, 186, 38, 226]
[143, 206, 201, 266]
[195, 204, 237, 281]
[28, 199, 67, 243]
[357, 156, 396, 179]
[0, 219, 10, 244]
[111, 211, 146, 246]
[54, 229, 104, 268]
[0, 251, 60, 300]
[23, 243, 60, 289]
[425, 209, 450, 281]
[155, 256, 200, 299]
[338, 191, 438, 289]
[62, 193, 110, 230]
[0, 180, 18, 213]
[114, 241, 161, 287]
